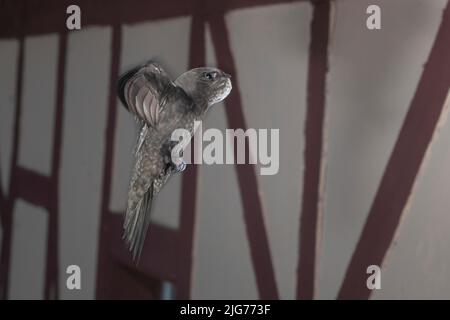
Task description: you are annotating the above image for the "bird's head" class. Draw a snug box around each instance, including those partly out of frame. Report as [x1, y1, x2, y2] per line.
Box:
[175, 67, 232, 107]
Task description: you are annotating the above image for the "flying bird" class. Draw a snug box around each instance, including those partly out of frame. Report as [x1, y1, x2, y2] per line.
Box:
[117, 61, 232, 262]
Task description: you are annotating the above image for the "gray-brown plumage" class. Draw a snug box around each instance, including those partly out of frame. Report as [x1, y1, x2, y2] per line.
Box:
[117, 61, 232, 262]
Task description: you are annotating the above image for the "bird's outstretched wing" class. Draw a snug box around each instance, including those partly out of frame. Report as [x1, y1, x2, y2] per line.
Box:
[117, 61, 173, 127]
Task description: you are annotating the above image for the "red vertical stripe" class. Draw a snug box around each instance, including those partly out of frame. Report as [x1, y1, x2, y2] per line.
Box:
[0, 36, 24, 299]
[96, 24, 122, 299]
[175, 9, 206, 299]
[296, 0, 330, 300]
[44, 31, 67, 299]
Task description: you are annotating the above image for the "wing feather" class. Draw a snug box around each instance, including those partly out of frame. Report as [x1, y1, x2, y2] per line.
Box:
[117, 61, 174, 127]
[134, 86, 148, 121]
[142, 90, 153, 124]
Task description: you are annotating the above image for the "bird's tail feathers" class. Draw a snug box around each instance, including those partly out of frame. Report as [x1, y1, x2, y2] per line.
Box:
[123, 183, 154, 263]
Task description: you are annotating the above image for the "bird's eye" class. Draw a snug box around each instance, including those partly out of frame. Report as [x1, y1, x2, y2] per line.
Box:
[203, 71, 217, 81]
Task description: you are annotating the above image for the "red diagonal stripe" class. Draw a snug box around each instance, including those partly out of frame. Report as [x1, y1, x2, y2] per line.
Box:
[209, 13, 279, 300]
[338, 3, 450, 299]
[14, 168, 51, 208]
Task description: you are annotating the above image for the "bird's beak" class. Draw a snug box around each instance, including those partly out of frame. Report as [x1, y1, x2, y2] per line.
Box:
[223, 73, 231, 79]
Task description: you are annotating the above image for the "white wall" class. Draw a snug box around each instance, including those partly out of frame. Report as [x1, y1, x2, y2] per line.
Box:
[318, 0, 448, 299]
[1, 0, 449, 299]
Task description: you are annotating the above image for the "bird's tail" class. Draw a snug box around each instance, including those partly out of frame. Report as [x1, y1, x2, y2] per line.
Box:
[123, 182, 154, 263]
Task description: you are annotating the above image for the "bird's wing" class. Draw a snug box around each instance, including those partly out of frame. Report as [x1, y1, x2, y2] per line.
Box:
[117, 61, 174, 127]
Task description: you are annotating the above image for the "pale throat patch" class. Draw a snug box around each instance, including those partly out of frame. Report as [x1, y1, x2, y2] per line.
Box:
[209, 79, 232, 105]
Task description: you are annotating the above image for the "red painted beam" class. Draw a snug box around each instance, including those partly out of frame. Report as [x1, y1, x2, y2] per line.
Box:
[209, 13, 279, 300]
[108, 215, 179, 281]
[338, 2, 450, 299]
[14, 168, 51, 208]
[44, 31, 68, 300]
[0, 170, 4, 225]
[106, 261, 162, 299]
[0, 36, 24, 299]
[175, 8, 206, 299]
[95, 24, 122, 299]
[0, 31, 67, 300]
[0, 0, 311, 38]
[296, 0, 329, 300]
